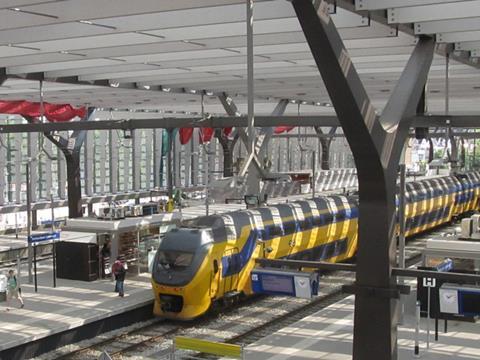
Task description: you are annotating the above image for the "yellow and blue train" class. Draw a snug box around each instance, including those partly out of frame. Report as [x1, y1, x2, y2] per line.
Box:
[152, 171, 480, 320]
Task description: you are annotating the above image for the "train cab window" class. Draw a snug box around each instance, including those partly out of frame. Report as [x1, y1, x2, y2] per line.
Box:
[213, 260, 219, 274]
[157, 251, 194, 271]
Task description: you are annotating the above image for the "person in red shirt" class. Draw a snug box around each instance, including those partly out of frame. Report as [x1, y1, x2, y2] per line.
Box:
[112, 256, 126, 297]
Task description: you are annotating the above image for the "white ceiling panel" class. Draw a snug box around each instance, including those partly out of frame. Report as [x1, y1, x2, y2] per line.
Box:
[45, 63, 167, 78]
[21, 32, 163, 52]
[93, 1, 294, 32]
[455, 41, 480, 51]
[0, 1, 62, 9]
[0, 45, 40, 57]
[388, 2, 480, 24]
[7, 58, 124, 74]
[78, 41, 200, 58]
[116, 49, 236, 63]
[0, 52, 82, 67]
[356, 0, 468, 11]
[79, 68, 191, 82]
[144, 18, 302, 41]
[6, 0, 257, 29]
[0, 0, 477, 113]
[0, 22, 115, 46]
[437, 30, 480, 44]
[415, 17, 480, 35]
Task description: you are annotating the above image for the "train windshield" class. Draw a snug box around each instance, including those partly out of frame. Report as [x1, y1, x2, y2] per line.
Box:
[156, 251, 194, 270]
[152, 227, 214, 286]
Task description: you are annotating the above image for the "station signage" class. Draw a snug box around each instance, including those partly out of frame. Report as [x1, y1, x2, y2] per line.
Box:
[28, 231, 61, 243]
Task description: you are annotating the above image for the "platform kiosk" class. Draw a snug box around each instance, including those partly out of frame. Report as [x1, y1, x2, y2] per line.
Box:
[65, 213, 180, 275]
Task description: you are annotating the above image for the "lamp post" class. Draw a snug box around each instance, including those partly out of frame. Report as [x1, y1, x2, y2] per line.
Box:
[51, 189, 57, 288]
[26, 160, 33, 284]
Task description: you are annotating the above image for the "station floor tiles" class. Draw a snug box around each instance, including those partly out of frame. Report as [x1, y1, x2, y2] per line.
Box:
[245, 291, 480, 360]
[0, 259, 153, 353]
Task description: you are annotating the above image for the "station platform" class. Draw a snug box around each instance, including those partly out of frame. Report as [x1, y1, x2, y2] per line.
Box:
[245, 290, 480, 359]
[0, 258, 154, 359]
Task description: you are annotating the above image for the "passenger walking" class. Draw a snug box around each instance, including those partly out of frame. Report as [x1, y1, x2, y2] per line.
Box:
[112, 257, 126, 297]
[6, 270, 24, 311]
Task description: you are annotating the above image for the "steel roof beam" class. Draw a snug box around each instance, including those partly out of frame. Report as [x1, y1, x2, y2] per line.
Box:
[415, 17, 480, 35]
[1, 115, 480, 133]
[356, 0, 467, 11]
[387, 2, 480, 24]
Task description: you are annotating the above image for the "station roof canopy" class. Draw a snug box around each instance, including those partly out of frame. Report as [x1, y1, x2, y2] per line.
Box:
[0, 0, 479, 116]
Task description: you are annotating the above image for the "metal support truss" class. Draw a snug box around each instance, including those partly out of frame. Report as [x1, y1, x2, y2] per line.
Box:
[314, 126, 337, 170]
[290, 1, 435, 359]
[218, 93, 267, 181]
[256, 99, 289, 160]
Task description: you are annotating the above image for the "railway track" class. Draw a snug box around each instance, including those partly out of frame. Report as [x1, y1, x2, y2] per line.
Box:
[40, 225, 449, 360]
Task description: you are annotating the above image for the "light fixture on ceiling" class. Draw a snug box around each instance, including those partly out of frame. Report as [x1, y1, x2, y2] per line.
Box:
[162, 87, 171, 92]
[78, 19, 116, 30]
[110, 82, 120, 88]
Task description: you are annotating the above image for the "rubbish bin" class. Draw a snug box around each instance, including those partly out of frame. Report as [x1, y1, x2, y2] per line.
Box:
[0, 274, 7, 302]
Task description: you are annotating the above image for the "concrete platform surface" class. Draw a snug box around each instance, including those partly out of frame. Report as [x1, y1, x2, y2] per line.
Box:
[246, 292, 480, 359]
[0, 259, 153, 352]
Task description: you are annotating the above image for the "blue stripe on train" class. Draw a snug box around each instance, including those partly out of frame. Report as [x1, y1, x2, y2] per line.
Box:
[221, 231, 257, 278]
[405, 206, 450, 231]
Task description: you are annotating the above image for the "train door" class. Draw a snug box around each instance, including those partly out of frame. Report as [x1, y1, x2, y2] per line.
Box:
[209, 259, 220, 298]
[221, 247, 240, 295]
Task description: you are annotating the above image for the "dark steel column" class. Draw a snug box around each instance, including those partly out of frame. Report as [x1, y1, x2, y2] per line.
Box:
[290, 1, 435, 359]
[42, 108, 95, 218]
[315, 126, 337, 170]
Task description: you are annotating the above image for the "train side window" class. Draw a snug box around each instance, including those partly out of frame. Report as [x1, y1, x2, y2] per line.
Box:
[213, 260, 219, 274]
[325, 212, 334, 224]
[336, 210, 345, 222]
[299, 217, 313, 230]
[270, 225, 284, 237]
[283, 221, 296, 235]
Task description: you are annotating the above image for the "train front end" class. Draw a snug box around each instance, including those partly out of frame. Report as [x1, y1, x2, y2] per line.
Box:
[151, 227, 214, 320]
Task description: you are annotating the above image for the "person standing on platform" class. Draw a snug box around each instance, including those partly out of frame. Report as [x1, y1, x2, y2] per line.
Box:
[101, 240, 111, 278]
[6, 269, 24, 311]
[112, 256, 126, 297]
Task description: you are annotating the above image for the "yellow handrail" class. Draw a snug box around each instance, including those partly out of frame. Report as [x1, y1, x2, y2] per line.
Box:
[174, 336, 243, 359]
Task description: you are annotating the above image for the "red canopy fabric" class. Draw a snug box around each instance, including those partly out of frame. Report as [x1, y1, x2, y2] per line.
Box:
[274, 126, 295, 134]
[179, 128, 194, 145]
[199, 127, 215, 144]
[179, 127, 232, 145]
[0, 100, 86, 122]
